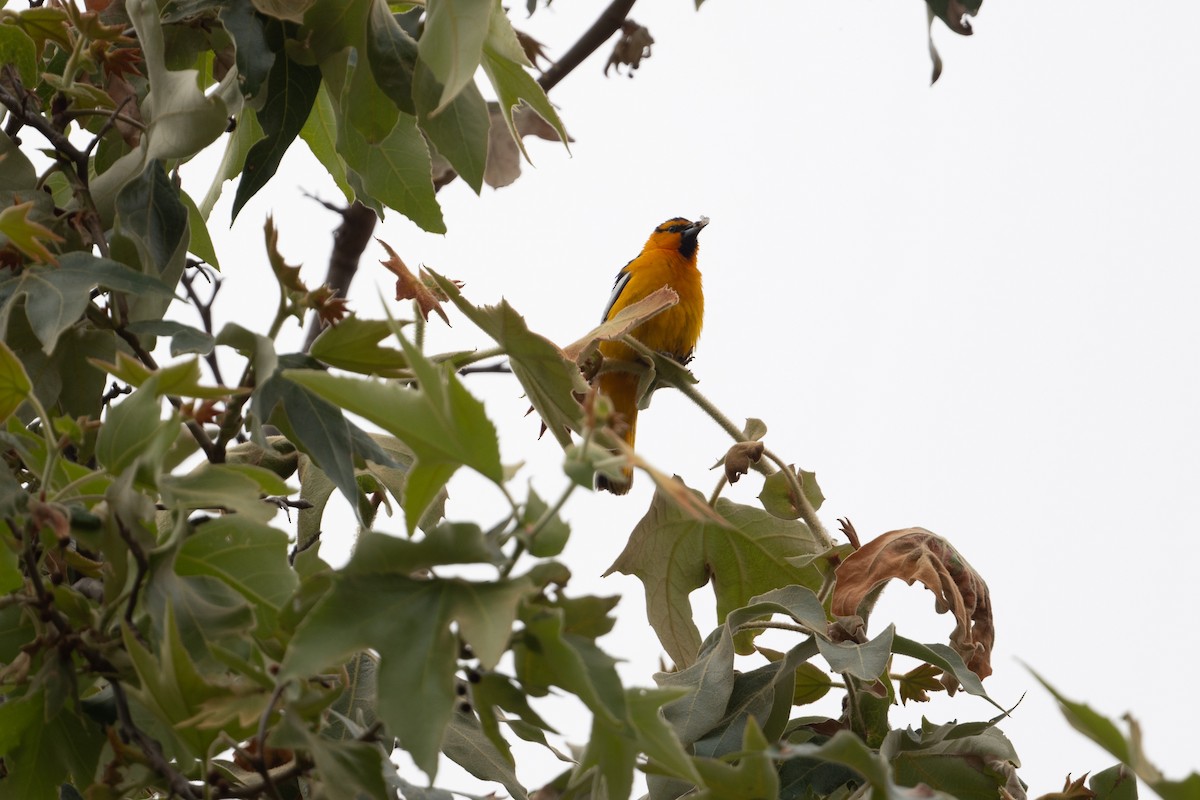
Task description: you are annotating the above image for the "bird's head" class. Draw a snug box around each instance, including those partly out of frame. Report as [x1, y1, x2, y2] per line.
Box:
[643, 216, 709, 259]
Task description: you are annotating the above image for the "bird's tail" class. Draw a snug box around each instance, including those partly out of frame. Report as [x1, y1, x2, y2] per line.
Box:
[595, 371, 639, 495]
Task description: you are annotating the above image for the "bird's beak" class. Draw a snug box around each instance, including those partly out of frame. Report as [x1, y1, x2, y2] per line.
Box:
[693, 216, 710, 231]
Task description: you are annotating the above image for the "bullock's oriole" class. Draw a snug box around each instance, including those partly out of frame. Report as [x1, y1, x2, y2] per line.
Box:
[594, 216, 708, 494]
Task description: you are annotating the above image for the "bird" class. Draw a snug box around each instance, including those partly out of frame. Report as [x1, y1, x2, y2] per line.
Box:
[594, 216, 708, 494]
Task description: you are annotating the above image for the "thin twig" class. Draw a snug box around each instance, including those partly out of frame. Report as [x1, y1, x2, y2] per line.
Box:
[111, 681, 201, 800]
[181, 262, 228, 386]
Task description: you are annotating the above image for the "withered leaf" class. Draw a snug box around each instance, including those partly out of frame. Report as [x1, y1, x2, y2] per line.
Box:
[604, 19, 654, 77]
[831, 527, 994, 684]
[721, 440, 763, 485]
[377, 239, 455, 325]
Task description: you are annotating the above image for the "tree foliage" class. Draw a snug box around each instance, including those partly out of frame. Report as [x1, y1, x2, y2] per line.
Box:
[0, 1, 1196, 799]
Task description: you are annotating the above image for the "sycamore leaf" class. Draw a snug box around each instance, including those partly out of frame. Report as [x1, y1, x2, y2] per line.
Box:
[281, 562, 562, 780]
[284, 333, 501, 533]
[430, 270, 586, 447]
[0, 340, 33, 423]
[419, 0, 493, 115]
[606, 487, 828, 668]
[0, 201, 64, 264]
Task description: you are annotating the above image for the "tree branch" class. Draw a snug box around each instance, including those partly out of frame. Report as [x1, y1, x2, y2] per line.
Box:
[302, 200, 378, 352]
[538, 0, 638, 92]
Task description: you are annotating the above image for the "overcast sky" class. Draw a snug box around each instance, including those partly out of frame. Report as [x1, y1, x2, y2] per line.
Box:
[192, 1, 1200, 793]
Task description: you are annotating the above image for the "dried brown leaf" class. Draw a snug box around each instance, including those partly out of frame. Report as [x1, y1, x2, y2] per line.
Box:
[605, 19, 654, 77]
[832, 527, 994, 681]
[377, 239, 453, 325]
[514, 29, 553, 73]
[722, 440, 764, 485]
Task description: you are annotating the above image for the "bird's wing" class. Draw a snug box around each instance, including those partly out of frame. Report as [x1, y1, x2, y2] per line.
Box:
[601, 262, 634, 323]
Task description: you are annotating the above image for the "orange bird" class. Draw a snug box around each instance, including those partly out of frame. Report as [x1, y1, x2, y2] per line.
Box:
[594, 216, 708, 494]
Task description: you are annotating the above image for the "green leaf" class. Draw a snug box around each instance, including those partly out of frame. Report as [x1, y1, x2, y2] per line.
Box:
[94, 378, 181, 481]
[606, 488, 827, 668]
[513, 604, 626, 726]
[282, 564, 555, 779]
[112, 160, 190, 331]
[0, 339, 33, 423]
[175, 514, 299, 634]
[341, 109, 445, 232]
[692, 719, 779, 800]
[0, 23, 38, 88]
[89, 0, 239, 221]
[0, 130, 36, 191]
[520, 487, 571, 557]
[367, 1, 418, 115]
[431, 271, 586, 447]
[232, 28, 323, 220]
[627, 687, 704, 784]
[179, 189, 220, 269]
[219, 1, 275, 102]
[883, 721, 1021, 800]
[309, 317, 410, 376]
[892, 636, 993, 703]
[656, 626, 736, 746]
[418, 0, 493, 115]
[285, 334, 501, 533]
[300, 83, 353, 202]
[0, 252, 172, 354]
[759, 467, 824, 519]
[573, 710, 638, 800]
[442, 710, 529, 800]
[1091, 765, 1139, 800]
[1029, 668, 1200, 800]
[479, 8, 568, 160]
[126, 320, 216, 357]
[256, 372, 363, 520]
[0, 199, 64, 264]
[199, 106, 266, 218]
[115, 160, 189, 276]
[792, 661, 833, 706]
[0, 688, 105, 799]
[326, 652, 380, 740]
[161, 462, 287, 521]
[415, 67, 489, 193]
[816, 623, 894, 681]
[346, 525, 504, 575]
[123, 605, 254, 766]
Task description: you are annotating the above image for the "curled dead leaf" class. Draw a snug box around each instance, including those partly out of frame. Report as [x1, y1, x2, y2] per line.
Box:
[722, 440, 764, 485]
[831, 527, 994, 683]
[605, 19, 654, 77]
[377, 239, 458, 325]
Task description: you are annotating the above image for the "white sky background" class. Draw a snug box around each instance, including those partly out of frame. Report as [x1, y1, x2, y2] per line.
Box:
[187, 0, 1200, 793]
